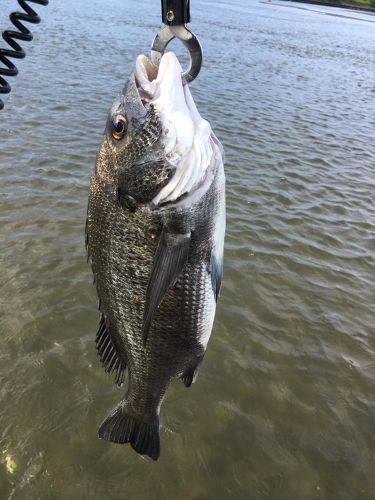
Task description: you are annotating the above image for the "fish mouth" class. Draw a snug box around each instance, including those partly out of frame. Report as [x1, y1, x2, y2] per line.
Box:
[134, 52, 215, 206]
[134, 52, 184, 110]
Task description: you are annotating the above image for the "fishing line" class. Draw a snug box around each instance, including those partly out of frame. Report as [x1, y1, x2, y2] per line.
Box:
[0, 0, 48, 110]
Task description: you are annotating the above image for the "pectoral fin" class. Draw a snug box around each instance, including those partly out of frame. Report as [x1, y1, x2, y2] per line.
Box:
[142, 226, 191, 344]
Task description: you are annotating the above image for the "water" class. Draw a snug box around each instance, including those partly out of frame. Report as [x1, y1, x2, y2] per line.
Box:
[1, 0, 375, 498]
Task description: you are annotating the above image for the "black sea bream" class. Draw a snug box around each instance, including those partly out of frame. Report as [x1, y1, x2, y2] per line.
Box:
[86, 52, 225, 460]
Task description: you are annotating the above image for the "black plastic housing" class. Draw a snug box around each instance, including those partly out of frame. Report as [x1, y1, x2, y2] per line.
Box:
[161, 0, 191, 25]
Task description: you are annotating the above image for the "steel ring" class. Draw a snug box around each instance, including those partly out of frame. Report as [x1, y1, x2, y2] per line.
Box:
[150, 25, 203, 83]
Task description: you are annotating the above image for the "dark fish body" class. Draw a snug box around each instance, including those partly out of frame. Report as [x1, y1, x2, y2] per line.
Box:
[86, 53, 225, 460]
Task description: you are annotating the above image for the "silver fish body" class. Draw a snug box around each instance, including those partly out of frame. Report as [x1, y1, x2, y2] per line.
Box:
[86, 53, 225, 460]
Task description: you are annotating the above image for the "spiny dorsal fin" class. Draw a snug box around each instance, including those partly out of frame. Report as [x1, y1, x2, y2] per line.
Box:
[85, 217, 90, 263]
[96, 313, 126, 387]
[142, 226, 191, 345]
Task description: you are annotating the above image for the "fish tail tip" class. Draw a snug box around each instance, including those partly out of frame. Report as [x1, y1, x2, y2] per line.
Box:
[98, 402, 160, 460]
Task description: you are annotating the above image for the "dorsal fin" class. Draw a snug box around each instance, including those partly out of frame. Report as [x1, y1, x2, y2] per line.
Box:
[85, 216, 90, 263]
[96, 312, 126, 387]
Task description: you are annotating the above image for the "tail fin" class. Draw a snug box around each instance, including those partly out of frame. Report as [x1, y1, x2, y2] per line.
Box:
[98, 402, 160, 460]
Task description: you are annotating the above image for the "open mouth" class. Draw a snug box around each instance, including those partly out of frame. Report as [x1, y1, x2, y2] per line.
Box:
[134, 52, 215, 206]
[135, 52, 184, 107]
[134, 52, 194, 161]
[134, 55, 158, 106]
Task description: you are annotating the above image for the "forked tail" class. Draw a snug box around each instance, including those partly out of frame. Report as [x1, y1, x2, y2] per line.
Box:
[98, 401, 160, 460]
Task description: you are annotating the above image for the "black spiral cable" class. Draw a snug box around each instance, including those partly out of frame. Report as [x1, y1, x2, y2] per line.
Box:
[0, 0, 49, 110]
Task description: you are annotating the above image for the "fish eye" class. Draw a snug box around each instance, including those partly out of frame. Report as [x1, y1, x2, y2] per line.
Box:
[112, 115, 127, 140]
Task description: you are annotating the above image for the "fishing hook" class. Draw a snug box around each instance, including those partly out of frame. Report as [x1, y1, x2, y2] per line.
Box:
[151, 0, 202, 83]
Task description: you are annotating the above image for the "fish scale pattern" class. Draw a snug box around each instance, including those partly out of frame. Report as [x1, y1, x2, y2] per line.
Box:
[87, 149, 223, 417]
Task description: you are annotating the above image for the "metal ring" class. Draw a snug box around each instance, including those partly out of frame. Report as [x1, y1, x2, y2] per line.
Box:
[150, 25, 202, 84]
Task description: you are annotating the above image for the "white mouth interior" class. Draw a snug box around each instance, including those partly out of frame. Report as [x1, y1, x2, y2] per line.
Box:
[135, 52, 214, 205]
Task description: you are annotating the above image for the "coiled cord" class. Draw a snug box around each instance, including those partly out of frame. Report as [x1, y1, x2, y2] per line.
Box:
[0, 0, 48, 110]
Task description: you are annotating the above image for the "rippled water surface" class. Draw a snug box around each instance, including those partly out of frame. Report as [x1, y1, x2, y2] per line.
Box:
[1, 0, 375, 498]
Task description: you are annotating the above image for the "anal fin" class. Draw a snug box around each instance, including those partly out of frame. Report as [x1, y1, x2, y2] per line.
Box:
[143, 226, 190, 344]
[181, 355, 204, 388]
[96, 313, 126, 387]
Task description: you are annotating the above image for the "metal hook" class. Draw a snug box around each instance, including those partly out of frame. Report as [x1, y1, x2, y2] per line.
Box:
[150, 25, 202, 84]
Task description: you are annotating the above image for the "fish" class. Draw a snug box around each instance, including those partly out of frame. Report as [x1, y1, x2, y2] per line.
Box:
[86, 51, 225, 460]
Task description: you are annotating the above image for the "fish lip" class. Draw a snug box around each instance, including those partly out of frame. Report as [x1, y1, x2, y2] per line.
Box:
[133, 54, 188, 155]
[134, 52, 196, 157]
[134, 52, 186, 109]
[126, 53, 192, 134]
[133, 52, 217, 208]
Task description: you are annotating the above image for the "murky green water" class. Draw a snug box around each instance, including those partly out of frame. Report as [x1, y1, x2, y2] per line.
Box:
[1, 0, 375, 498]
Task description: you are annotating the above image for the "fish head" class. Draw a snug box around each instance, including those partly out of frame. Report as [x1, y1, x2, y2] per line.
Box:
[96, 52, 221, 206]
